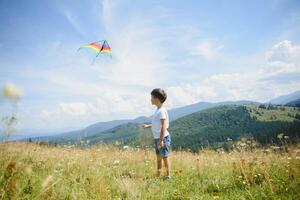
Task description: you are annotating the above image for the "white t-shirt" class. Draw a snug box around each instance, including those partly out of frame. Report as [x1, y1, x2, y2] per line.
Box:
[151, 106, 170, 139]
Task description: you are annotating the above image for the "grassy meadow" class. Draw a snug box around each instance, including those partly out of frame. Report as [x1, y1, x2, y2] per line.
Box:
[0, 142, 300, 200]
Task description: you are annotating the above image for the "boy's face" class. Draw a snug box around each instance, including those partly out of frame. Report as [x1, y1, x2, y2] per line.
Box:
[151, 95, 158, 105]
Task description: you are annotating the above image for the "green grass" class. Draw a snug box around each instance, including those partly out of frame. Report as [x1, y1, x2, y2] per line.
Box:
[246, 104, 299, 122]
[1, 142, 300, 199]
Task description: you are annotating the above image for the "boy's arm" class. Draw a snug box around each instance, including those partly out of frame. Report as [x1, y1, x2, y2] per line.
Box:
[159, 119, 167, 142]
[158, 110, 168, 145]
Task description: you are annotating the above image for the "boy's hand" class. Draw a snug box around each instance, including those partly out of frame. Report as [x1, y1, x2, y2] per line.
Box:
[157, 140, 164, 149]
[141, 124, 151, 128]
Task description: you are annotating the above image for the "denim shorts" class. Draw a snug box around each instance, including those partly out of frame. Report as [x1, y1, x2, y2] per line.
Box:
[153, 135, 171, 157]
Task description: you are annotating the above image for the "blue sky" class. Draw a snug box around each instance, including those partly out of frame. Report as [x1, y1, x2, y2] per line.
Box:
[1, 0, 300, 134]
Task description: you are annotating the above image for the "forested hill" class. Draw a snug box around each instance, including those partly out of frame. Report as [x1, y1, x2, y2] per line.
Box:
[169, 104, 300, 150]
[46, 104, 300, 151]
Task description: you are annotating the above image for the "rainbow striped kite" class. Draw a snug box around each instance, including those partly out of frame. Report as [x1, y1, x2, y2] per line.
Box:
[78, 40, 112, 64]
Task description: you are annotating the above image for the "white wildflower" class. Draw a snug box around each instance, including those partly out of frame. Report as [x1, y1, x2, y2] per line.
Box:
[113, 160, 120, 165]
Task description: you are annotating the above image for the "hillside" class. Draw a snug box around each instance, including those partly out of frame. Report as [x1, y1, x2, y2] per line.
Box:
[170, 104, 300, 150]
[25, 100, 258, 143]
[286, 99, 300, 107]
[269, 90, 300, 105]
[45, 104, 300, 151]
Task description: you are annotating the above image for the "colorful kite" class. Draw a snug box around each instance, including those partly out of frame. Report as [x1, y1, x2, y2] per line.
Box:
[78, 40, 112, 64]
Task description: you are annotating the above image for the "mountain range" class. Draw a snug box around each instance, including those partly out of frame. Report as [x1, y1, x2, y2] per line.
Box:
[43, 104, 300, 151]
[18, 91, 300, 147]
[26, 100, 258, 142]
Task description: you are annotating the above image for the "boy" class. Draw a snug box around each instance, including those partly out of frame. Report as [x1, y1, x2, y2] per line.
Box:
[142, 88, 171, 180]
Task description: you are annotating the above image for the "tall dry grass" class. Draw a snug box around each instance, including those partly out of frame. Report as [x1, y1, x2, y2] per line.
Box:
[0, 142, 300, 199]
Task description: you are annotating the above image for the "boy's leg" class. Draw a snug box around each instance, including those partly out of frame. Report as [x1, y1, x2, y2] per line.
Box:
[156, 155, 163, 177]
[163, 156, 171, 177]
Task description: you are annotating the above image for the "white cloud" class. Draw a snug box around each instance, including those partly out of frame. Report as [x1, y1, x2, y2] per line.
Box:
[264, 40, 300, 76]
[64, 10, 85, 36]
[266, 40, 300, 62]
[165, 40, 300, 107]
[265, 61, 298, 77]
[32, 91, 154, 130]
[99, 0, 171, 86]
[165, 73, 261, 107]
[165, 71, 300, 108]
[40, 109, 50, 120]
[190, 40, 224, 60]
[59, 102, 91, 116]
[57, 92, 151, 117]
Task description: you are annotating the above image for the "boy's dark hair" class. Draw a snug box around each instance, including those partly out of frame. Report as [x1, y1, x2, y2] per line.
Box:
[151, 88, 167, 103]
